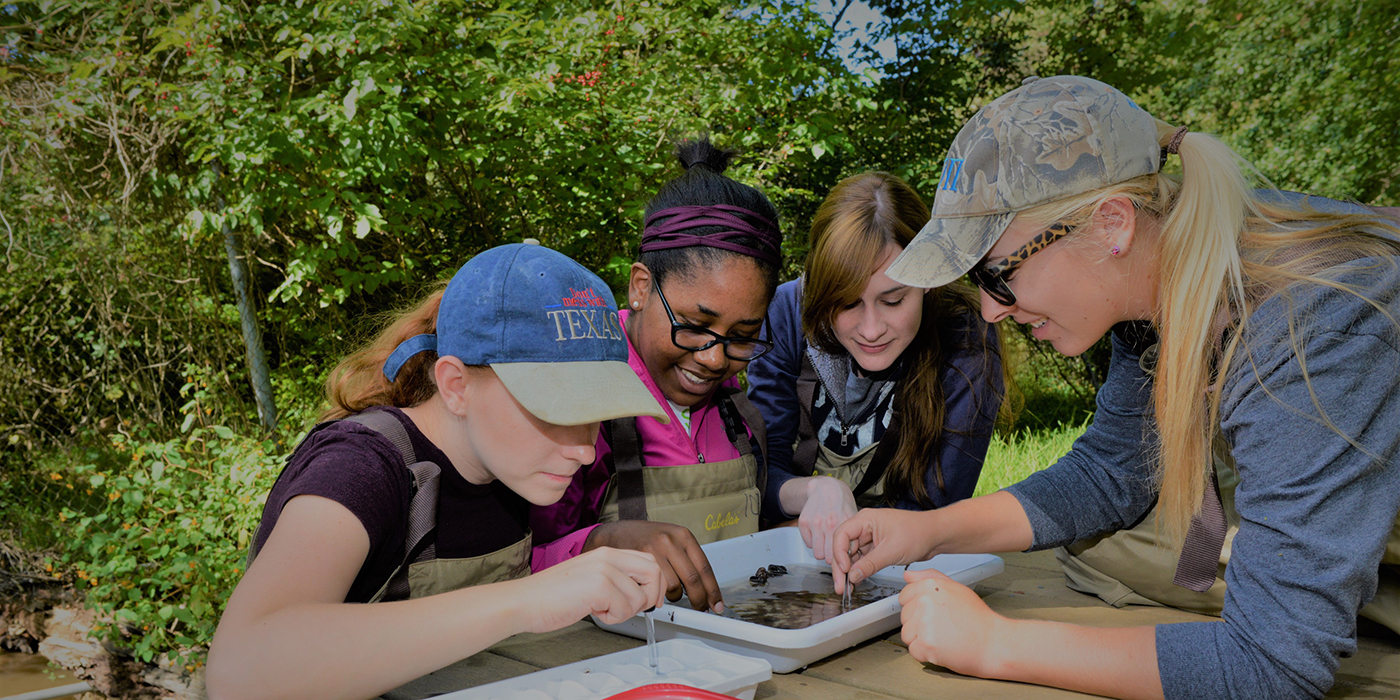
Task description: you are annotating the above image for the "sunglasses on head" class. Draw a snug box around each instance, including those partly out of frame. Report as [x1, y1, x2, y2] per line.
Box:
[967, 222, 1075, 307]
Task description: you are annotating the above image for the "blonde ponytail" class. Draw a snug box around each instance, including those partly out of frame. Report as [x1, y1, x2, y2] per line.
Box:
[1015, 124, 1400, 544]
[1153, 129, 1254, 543]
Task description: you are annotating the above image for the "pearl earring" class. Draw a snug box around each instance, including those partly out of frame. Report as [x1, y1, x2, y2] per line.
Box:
[631, 301, 640, 309]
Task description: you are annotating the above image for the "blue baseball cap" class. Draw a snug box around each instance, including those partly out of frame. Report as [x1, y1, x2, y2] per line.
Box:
[383, 243, 667, 426]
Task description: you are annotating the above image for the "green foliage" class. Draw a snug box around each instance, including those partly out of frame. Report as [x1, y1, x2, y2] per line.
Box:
[0, 0, 911, 446]
[0, 222, 252, 441]
[4, 0, 1400, 670]
[1017, 0, 1400, 205]
[977, 417, 1091, 497]
[51, 423, 288, 665]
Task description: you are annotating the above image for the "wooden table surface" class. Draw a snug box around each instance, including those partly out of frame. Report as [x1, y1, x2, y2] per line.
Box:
[407, 550, 1400, 699]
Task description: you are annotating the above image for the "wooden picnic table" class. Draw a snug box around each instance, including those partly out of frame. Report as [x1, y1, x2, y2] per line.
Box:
[396, 550, 1400, 699]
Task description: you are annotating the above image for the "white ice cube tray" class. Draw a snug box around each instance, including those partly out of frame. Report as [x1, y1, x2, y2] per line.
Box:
[435, 639, 771, 700]
[593, 527, 1003, 673]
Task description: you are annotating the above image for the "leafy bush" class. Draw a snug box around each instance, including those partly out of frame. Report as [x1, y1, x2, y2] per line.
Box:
[4, 0, 1399, 673]
[49, 421, 293, 665]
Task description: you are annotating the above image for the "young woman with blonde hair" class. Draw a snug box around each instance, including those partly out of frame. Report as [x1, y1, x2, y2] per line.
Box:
[831, 76, 1400, 700]
[745, 171, 1004, 561]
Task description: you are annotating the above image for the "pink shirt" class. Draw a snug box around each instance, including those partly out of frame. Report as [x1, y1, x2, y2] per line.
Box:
[529, 309, 744, 570]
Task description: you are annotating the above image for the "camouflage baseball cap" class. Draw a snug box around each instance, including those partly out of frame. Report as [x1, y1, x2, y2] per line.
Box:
[887, 75, 1161, 288]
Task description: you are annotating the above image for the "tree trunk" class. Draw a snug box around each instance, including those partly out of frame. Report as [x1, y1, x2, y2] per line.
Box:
[213, 168, 278, 430]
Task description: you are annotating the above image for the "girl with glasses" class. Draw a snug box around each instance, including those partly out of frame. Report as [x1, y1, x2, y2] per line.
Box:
[531, 139, 783, 614]
[830, 75, 1400, 700]
[745, 172, 1005, 563]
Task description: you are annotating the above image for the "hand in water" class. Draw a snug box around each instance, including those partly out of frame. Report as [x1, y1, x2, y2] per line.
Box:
[830, 507, 934, 594]
[585, 520, 724, 612]
[798, 476, 858, 563]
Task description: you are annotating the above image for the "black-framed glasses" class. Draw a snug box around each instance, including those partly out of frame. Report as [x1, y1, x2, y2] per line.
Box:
[652, 280, 773, 361]
[968, 222, 1075, 307]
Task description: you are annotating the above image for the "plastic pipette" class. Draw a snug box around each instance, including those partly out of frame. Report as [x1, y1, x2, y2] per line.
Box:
[645, 607, 659, 674]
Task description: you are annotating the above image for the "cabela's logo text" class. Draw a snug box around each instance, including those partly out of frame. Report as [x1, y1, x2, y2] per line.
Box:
[704, 510, 742, 531]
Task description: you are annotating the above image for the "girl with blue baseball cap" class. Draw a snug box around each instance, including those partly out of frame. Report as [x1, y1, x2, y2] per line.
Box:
[830, 75, 1400, 699]
[206, 243, 670, 700]
[531, 139, 783, 614]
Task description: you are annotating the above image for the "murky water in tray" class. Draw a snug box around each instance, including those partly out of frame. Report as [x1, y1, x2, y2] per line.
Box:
[709, 564, 903, 630]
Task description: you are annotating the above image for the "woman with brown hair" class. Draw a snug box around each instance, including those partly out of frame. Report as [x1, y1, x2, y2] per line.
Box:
[745, 171, 1005, 561]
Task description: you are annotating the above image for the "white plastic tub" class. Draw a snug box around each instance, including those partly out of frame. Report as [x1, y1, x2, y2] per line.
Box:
[593, 527, 1003, 673]
[435, 639, 771, 700]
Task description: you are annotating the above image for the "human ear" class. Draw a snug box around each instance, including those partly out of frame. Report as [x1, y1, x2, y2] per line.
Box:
[627, 262, 653, 311]
[1095, 197, 1138, 258]
[434, 356, 473, 417]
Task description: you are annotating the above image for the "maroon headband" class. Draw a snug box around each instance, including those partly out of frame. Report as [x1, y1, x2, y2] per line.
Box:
[640, 204, 782, 266]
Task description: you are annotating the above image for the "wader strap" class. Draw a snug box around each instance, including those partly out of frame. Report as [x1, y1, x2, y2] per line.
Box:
[795, 356, 916, 501]
[794, 354, 820, 475]
[717, 387, 768, 500]
[345, 412, 442, 604]
[1173, 468, 1226, 593]
[346, 411, 418, 466]
[608, 417, 650, 522]
[1118, 324, 1227, 592]
[853, 415, 901, 499]
[372, 459, 441, 601]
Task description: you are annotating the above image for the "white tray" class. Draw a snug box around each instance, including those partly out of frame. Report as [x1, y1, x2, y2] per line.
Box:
[593, 527, 1003, 673]
[435, 639, 771, 700]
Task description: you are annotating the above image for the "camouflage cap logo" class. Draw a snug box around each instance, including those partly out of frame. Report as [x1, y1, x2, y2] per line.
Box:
[888, 75, 1161, 288]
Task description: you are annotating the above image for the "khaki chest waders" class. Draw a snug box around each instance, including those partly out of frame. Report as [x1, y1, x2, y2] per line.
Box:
[1060, 326, 1400, 633]
[250, 411, 531, 605]
[346, 411, 528, 700]
[793, 352, 924, 507]
[598, 386, 768, 544]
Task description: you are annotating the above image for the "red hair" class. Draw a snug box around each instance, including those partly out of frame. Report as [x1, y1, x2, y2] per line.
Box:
[321, 282, 448, 421]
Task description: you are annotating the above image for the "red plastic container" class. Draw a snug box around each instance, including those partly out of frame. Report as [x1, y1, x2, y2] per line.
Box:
[605, 684, 737, 700]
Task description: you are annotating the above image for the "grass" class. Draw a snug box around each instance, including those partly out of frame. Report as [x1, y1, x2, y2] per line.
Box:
[972, 333, 1100, 497]
[975, 418, 1092, 497]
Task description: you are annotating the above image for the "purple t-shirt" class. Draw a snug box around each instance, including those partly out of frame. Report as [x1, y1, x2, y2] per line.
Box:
[252, 407, 530, 603]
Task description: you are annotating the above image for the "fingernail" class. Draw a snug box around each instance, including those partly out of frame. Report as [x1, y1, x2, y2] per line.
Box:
[713, 602, 724, 613]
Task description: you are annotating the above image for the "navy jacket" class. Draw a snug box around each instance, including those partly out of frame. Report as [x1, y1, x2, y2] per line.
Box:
[746, 280, 1003, 520]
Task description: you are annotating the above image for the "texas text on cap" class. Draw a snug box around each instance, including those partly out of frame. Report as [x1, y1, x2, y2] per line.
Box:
[887, 75, 1161, 288]
[383, 242, 669, 426]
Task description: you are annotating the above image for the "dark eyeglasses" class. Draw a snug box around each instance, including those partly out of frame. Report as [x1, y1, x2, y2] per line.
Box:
[651, 280, 773, 361]
[968, 222, 1075, 307]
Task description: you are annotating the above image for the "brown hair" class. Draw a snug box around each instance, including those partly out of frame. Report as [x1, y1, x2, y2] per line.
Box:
[802, 172, 1004, 507]
[320, 281, 449, 422]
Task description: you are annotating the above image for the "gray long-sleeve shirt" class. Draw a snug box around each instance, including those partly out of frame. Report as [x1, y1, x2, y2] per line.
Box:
[1006, 207, 1400, 699]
